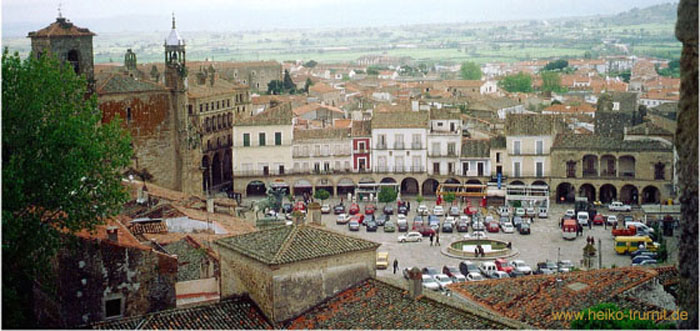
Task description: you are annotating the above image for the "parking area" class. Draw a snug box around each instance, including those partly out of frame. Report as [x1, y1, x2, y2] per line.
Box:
[246, 196, 679, 280]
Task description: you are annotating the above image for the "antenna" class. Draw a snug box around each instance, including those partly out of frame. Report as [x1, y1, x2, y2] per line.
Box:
[58, 2, 63, 18]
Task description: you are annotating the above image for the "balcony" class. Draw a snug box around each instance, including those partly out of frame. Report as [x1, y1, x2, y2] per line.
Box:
[429, 129, 460, 135]
[375, 166, 391, 174]
[428, 151, 458, 158]
[292, 151, 310, 158]
[582, 169, 598, 177]
[353, 148, 369, 154]
[234, 168, 354, 177]
[410, 143, 424, 150]
[394, 142, 405, 150]
[375, 144, 387, 150]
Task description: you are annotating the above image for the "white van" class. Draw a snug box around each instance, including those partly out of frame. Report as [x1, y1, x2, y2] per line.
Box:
[479, 262, 498, 277]
[576, 211, 589, 225]
[625, 221, 654, 234]
[538, 207, 548, 218]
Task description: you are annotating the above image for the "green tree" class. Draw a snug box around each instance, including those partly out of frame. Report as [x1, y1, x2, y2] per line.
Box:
[444, 192, 456, 205]
[303, 60, 318, 68]
[541, 71, 565, 93]
[570, 303, 675, 329]
[314, 188, 330, 202]
[460, 61, 482, 80]
[378, 186, 398, 205]
[498, 72, 533, 93]
[267, 79, 284, 95]
[544, 59, 569, 71]
[303, 78, 313, 93]
[282, 69, 296, 93]
[2, 50, 132, 327]
[416, 195, 425, 204]
[366, 66, 380, 75]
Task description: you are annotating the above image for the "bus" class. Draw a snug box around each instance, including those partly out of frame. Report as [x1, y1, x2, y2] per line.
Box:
[562, 219, 577, 240]
[614, 236, 657, 255]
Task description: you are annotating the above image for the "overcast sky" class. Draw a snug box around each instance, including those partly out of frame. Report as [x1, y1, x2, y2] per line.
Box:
[2, 0, 675, 36]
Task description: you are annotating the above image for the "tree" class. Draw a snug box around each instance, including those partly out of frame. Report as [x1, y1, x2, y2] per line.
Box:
[303, 78, 313, 93]
[416, 195, 425, 204]
[2, 50, 132, 327]
[570, 303, 675, 329]
[541, 71, 565, 93]
[366, 66, 380, 75]
[267, 79, 284, 95]
[460, 61, 482, 80]
[498, 72, 533, 93]
[314, 188, 330, 202]
[544, 59, 569, 71]
[378, 186, 398, 205]
[282, 69, 296, 93]
[303, 60, 318, 68]
[444, 192, 456, 205]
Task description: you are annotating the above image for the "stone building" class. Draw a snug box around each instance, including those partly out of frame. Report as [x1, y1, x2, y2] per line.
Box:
[34, 220, 177, 328]
[160, 236, 221, 307]
[207, 61, 282, 92]
[291, 127, 353, 195]
[214, 225, 379, 323]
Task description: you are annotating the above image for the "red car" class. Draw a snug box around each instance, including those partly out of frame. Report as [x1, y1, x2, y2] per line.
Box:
[365, 204, 376, 215]
[486, 221, 500, 233]
[349, 203, 360, 215]
[464, 205, 478, 216]
[350, 214, 365, 225]
[495, 258, 514, 273]
[293, 201, 306, 213]
[593, 214, 605, 225]
[414, 225, 436, 237]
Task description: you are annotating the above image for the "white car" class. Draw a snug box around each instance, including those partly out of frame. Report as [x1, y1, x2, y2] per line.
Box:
[608, 201, 632, 212]
[501, 222, 515, 233]
[510, 260, 532, 275]
[465, 231, 487, 239]
[460, 215, 471, 226]
[449, 206, 461, 216]
[433, 205, 445, 216]
[398, 231, 423, 243]
[445, 216, 456, 225]
[417, 205, 429, 216]
[607, 215, 618, 226]
[490, 270, 510, 279]
[565, 209, 576, 218]
[472, 219, 485, 231]
[466, 272, 485, 282]
[538, 207, 548, 218]
[515, 208, 525, 217]
[451, 273, 466, 283]
[421, 275, 440, 291]
[498, 206, 510, 217]
[321, 204, 331, 214]
[397, 214, 407, 222]
[433, 274, 453, 290]
[525, 207, 536, 217]
[577, 211, 589, 225]
[484, 215, 494, 223]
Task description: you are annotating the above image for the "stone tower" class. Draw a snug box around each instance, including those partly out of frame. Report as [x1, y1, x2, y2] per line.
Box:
[28, 15, 96, 92]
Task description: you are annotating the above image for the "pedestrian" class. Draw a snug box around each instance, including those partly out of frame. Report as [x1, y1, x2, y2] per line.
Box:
[430, 233, 434, 246]
[436, 233, 440, 246]
[393, 259, 399, 274]
[479, 245, 485, 257]
[588, 219, 592, 230]
[474, 247, 479, 256]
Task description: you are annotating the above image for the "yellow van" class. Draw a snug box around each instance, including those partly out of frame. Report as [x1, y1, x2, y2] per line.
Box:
[376, 252, 389, 269]
[614, 236, 657, 255]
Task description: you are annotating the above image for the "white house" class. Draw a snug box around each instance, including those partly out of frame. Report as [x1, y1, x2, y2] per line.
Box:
[370, 108, 429, 174]
[459, 139, 491, 178]
[427, 108, 462, 176]
[233, 103, 294, 177]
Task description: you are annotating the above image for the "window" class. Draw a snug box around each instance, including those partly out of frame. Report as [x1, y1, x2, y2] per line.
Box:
[227, 100, 230, 108]
[126, 107, 132, 123]
[314, 145, 320, 156]
[259, 132, 266, 146]
[496, 152, 501, 163]
[104, 297, 123, 319]
[314, 162, 321, 173]
[536, 161, 544, 177]
[447, 143, 456, 156]
[275, 132, 282, 145]
[567, 161, 576, 177]
[412, 134, 421, 149]
[335, 161, 341, 170]
[654, 163, 665, 180]
[217, 101, 220, 109]
[188, 104, 193, 115]
[243, 133, 250, 147]
[536, 140, 543, 155]
[344, 161, 350, 170]
[324, 162, 330, 172]
[378, 134, 386, 149]
[206, 103, 209, 111]
[432, 142, 440, 156]
[513, 141, 521, 155]
[200, 104, 203, 112]
[394, 134, 404, 149]
[359, 141, 366, 151]
[462, 162, 469, 176]
[513, 162, 521, 177]
[433, 162, 440, 174]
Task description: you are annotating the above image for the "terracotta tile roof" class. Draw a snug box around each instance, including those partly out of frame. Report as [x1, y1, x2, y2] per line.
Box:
[309, 82, 337, 94]
[74, 218, 152, 251]
[235, 103, 293, 126]
[163, 236, 218, 282]
[333, 119, 352, 128]
[469, 96, 521, 112]
[626, 121, 674, 136]
[504, 114, 565, 136]
[552, 133, 672, 151]
[653, 266, 679, 286]
[461, 139, 491, 158]
[28, 17, 95, 37]
[215, 225, 379, 266]
[450, 267, 659, 329]
[188, 60, 279, 69]
[96, 73, 167, 95]
[640, 90, 680, 101]
[371, 109, 430, 129]
[293, 127, 351, 141]
[286, 279, 512, 329]
[91, 295, 272, 329]
[292, 103, 344, 116]
[187, 74, 248, 99]
[439, 80, 484, 88]
[543, 103, 596, 114]
[351, 120, 372, 137]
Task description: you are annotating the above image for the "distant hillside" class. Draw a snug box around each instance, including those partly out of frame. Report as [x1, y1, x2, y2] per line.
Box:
[600, 2, 678, 25]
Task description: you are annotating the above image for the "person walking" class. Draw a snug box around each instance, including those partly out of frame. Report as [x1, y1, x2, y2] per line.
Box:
[435, 233, 441, 246]
[588, 219, 592, 230]
[430, 233, 434, 246]
[393, 259, 399, 274]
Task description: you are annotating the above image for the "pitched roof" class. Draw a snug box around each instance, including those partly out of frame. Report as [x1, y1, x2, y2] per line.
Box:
[215, 225, 379, 265]
[285, 279, 513, 329]
[461, 139, 491, 158]
[292, 103, 344, 116]
[626, 121, 674, 136]
[96, 73, 167, 95]
[187, 73, 248, 99]
[235, 103, 293, 126]
[450, 267, 659, 329]
[371, 109, 430, 129]
[552, 134, 672, 151]
[543, 103, 596, 114]
[440, 80, 484, 88]
[429, 108, 461, 120]
[91, 296, 272, 329]
[309, 82, 336, 94]
[351, 120, 372, 137]
[504, 114, 564, 136]
[28, 17, 95, 38]
[293, 127, 351, 141]
[469, 96, 521, 112]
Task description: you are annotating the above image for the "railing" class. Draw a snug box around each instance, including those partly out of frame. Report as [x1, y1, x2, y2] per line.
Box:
[428, 151, 457, 157]
[353, 149, 369, 154]
[429, 129, 460, 135]
[394, 142, 405, 150]
[582, 169, 598, 177]
[376, 144, 387, 150]
[234, 168, 355, 177]
[410, 143, 423, 150]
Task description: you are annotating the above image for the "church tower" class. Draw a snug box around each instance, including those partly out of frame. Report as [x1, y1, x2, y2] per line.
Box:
[164, 14, 187, 91]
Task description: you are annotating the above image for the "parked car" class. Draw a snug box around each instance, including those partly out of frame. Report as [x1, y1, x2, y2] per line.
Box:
[525, 207, 536, 217]
[366, 221, 378, 232]
[376, 252, 389, 269]
[558, 260, 574, 272]
[498, 206, 510, 217]
[321, 204, 331, 214]
[501, 222, 515, 233]
[612, 225, 637, 237]
[433, 205, 445, 216]
[459, 261, 480, 276]
[336, 214, 350, 224]
[363, 214, 375, 225]
[384, 220, 396, 232]
[486, 221, 500, 233]
[348, 220, 360, 231]
[412, 215, 424, 227]
[456, 220, 469, 232]
[397, 205, 408, 215]
[365, 204, 376, 215]
[293, 201, 307, 214]
[577, 211, 589, 226]
[375, 214, 388, 226]
[593, 214, 605, 225]
[489, 270, 510, 279]
[383, 205, 394, 215]
[499, 216, 509, 226]
[350, 214, 365, 225]
[445, 216, 456, 225]
[538, 207, 548, 218]
[442, 222, 454, 233]
[479, 261, 498, 277]
[515, 208, 526, 217]
[494, 258, 514, 273]
[518, 222, 531, 234]
[415, 225, 437, 237]
[484, 215, 494, 223]
[512, 216, 523, 229]
[449, 206, 461, 216]
[464, 205, 478, 216]
[422, 267, 440, 277]
[535, 262, 556, 275]
[631, 255, 657, 265]
[433, 274, 453, 290]
[472, 219, 485, 231]
[632, 259, 658, 266]
[442, 266, 466, 282]
[282, 203, 294, 213]
[421, 275, 440, 291]
[333, 204, 345, 215]
[509, 269, 527, 278]
[417, 205, 429, 216]
[510, 260, 532, 275]
[397, 216, 408, 232]
[465, 272, 485, 281]
[564, 209, 576, 218]
[398, 231, 423, 243]
[609, 201, 632, 212]
[607, 215, 618, 226]
[349, 203, 360, 215]
[428, 215, 440, 230]
[630, 249, 657, 258]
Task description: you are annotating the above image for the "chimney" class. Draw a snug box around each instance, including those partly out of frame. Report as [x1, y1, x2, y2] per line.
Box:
[106, 226, 119, 242]
[406, 266, 423, 299]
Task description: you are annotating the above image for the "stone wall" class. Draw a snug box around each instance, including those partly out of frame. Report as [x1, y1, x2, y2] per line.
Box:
[595, 111, 640, 139]
[674, 0, 698, 328]
[217, 62, 282, 92]
[215, 248, 274, 318]
[31, 35, 95, 86]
